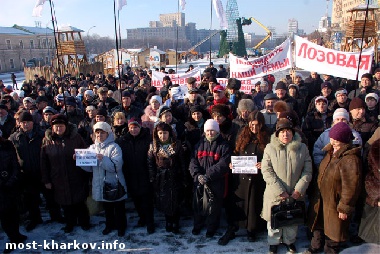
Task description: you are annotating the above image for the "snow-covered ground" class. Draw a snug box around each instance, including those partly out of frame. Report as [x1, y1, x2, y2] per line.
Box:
[1, 58, 379, 253]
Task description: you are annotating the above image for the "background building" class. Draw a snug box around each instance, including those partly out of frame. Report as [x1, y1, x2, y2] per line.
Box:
[0, 24, 54, 73]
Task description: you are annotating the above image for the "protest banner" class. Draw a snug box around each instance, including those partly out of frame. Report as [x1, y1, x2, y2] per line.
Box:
[294, 35, 374, 80]
[151, 67, 201, 90]
[75, 149, 97, 167]
[229, 38, 293, 80]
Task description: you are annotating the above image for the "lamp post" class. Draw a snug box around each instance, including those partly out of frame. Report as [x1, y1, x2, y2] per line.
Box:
[87, 26, 96, 62]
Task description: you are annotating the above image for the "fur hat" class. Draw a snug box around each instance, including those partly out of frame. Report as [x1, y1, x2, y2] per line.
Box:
[19, 111, 33, 122]
[204, 119, 220, 133]
[211, 104, 230, 118]
[333, 108, 349, 122]
[96, 108, 108, 118]
[278, 110, 300, 126]
[329, 122, 352, 144]
[275, 118, 294, 137]
[273, 101, 289, 114]
[156, 105, 172, 119]
[275, 81, 287, 90]
[190, 105, 203, 114]
[93, 122, 112, 134]
[349, 97, 366, 111]
[237, 99, 255, 115]
[226, 78, 241, 90]
[50, 114, 68, 126]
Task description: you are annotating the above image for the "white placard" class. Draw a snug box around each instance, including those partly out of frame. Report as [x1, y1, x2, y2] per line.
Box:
[75, 149, 97, 166]
[231, 156, 257, 174]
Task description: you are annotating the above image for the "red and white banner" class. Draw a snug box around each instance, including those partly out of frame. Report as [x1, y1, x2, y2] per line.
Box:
[217, 78, 260, 95]
[294, 35, 374, 80]
[151, 67, 201, 90]
[229, 38, 293, 80]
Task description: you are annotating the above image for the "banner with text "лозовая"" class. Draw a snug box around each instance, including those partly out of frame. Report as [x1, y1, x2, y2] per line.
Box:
[294, 35, 374, 80]
[229, 38, 293, 80]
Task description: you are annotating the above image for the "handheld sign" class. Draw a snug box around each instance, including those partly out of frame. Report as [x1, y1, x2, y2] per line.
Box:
[231, 156, 257, 174]
[75, 149, 97, 167]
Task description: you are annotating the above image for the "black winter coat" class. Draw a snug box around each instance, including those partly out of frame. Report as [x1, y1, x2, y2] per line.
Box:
[116, 127, 152, 197]
[40, 124, 89, 205]
[148, 139, 186, 216]
[0, 138, 20, 212]
[0, 114, 16, 139]
[9, 125, 44, 182]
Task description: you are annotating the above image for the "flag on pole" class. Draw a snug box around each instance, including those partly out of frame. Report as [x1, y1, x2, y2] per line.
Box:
[212, 0, 227, 29]
[117, 0, 127, 11]
[179, 0, 186, 10]
[32, 0, 47, 17]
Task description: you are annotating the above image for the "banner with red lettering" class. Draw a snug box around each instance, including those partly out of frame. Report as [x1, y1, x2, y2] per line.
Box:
[229, 38, 293, 79]
[294, 35, 374, 80]
[217, 78, 260, 94]
[151, 67, 201, 90]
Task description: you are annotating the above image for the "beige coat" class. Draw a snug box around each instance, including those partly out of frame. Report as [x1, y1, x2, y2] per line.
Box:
[261, 133, 312, 221]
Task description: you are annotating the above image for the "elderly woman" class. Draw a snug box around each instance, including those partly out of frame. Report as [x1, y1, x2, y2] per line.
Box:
[218, 111, 270, 246]
[261, 118, 312, 254]
[80, 122, 127, 237]
[141, 95, 162, 133]
[147, 122, 186, 233]
[40, 114, 90, 233]
[307, 122, 362, 253]
[189, 119, 231, 237]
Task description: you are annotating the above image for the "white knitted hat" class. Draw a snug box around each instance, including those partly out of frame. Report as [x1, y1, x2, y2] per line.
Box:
[333, 108, 349, 122]
[204, 119, 220, 133]
[93, 122, 112, 134]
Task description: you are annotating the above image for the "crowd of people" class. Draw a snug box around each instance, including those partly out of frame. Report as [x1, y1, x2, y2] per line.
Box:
[0, 62, 379, 254]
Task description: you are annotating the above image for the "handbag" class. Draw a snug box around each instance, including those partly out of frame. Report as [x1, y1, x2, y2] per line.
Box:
[102, 160, 126, 201]
[270, 198, 305, 230]
[193, 183, 214, 216]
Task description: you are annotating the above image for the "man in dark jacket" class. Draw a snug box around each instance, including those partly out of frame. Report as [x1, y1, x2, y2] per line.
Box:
[116, 118, 155, 234]
[0, 104, 15, 139]
[9, 112, 62, 231]
[189, 119, 231, 237]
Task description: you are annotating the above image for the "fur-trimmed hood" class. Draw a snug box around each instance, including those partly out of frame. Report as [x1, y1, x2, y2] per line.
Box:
[269, 132, 302, 151]
[184, 94, 206, 106]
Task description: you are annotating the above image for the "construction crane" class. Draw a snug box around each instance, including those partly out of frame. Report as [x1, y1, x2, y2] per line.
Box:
[182, 30, 221, 57]
[241, 17, 272, 50]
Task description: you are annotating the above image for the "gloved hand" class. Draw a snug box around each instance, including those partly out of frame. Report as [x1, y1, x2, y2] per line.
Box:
[198, 175, 209, 185]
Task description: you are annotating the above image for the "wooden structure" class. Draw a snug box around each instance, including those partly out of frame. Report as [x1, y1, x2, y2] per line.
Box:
[341, 4, 378, 59]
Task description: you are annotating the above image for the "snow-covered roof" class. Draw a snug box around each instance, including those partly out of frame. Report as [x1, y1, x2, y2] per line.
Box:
[20, 26, 54, 35]
[349, 4, 379, 11]
[0, 27, 32, 35]
[57, 26, 84, 33]
[151, 48, 166, 54]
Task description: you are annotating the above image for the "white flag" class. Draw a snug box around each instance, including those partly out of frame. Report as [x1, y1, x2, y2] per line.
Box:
[179, 0, 186, 10]
[117, 0, 127, 11]
[32, 0, 47, 17]
[213, 0, 227, 29]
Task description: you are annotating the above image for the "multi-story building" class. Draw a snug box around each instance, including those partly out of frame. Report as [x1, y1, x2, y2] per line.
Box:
[0, 25, 54, 73]
[126, 12, 220, 53]
[288, 18, 299, 37]
[332, 0, 380, 30]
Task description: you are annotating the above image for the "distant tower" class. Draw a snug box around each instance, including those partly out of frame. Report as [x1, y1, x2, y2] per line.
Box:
[226, 0, 239, 42]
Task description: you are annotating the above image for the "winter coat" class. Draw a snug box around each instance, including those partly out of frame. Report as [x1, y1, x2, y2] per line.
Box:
[365, 138, 380, 207]
[309, 143, 362, 242]
[0, 138, 20, 212]
[9, 124, 44, 181]
[184, 119, 204, 152]
[148, 139, 186, 216]
[312, 127, 362, 168]
[232, 135, 268, 231]
[261, 133, 312, 221]
[81, 132, 127, 202]
[173, 95, 207, 123]
[302, 109, 333, 151]
[112, 105, 143, 121]
[40, 123, 89, 205]
[141, 105, 158, 134]
[352, 116, 377, 145]
[116, 127, 152, 197]
[112, 123, 128, 140]
[189, 135, 231, 200]
[219, 118, 241, 152]
[0, 114, 16, 139]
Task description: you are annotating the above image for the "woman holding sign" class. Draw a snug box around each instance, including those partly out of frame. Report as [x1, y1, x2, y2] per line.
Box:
[80, 122, 127, 237]
[218, 110, 270, 245]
